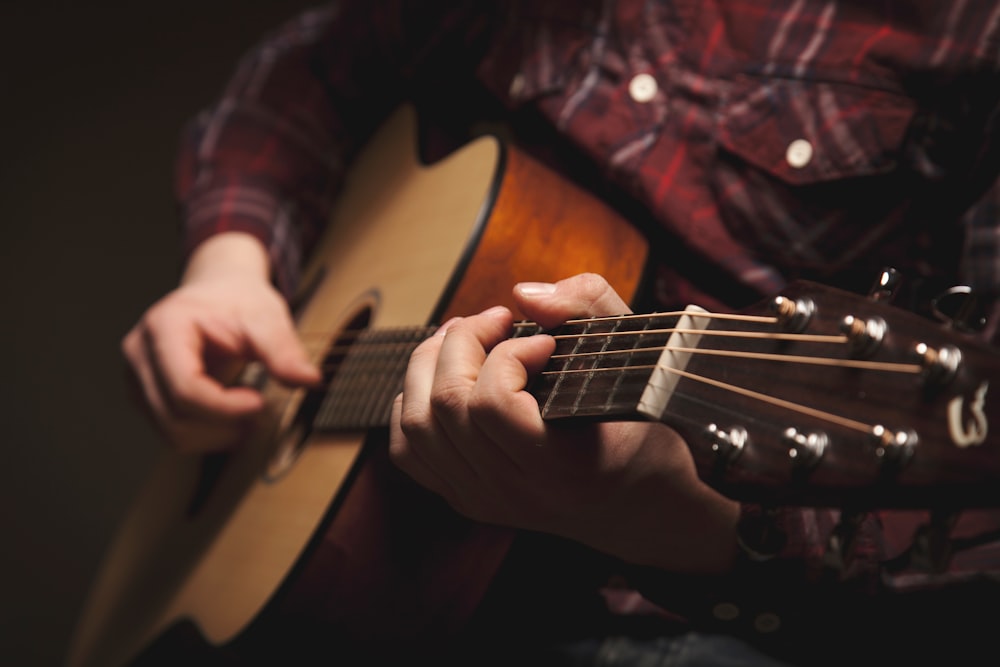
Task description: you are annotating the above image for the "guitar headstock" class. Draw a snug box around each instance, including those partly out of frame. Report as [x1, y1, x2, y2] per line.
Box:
[531, 279, 1000, 509]
[668, 280, 1000, 509]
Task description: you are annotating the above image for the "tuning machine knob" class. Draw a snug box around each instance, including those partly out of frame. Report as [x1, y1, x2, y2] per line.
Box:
[840, 314, 886, 357]
[868, 267, 902, 303]
[771, 296, 815, 333]
[931, 285, 988, 333]
[871, 425, 917, 468]
[706, 423, 747, 464]
[783, 427, 827, 469]
[915, 342, 962, 385]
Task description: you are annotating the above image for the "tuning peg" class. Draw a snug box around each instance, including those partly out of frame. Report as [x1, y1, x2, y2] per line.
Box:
[931, 285, 988, 333]
[839, 314, 886, 357]
[706, 423, 747, 463]
[868, 268, 902, 302]
[770, 295, 815, 332]
[783, 427, 826, 469]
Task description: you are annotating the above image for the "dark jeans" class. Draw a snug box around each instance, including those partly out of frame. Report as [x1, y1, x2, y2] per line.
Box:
[548, 633, 795, 667]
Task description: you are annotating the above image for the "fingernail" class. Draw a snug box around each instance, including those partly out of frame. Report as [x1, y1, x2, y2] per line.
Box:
[435, 317, 462, 335]
[517, 282, 557, 296]
[298, 360, 322, 379]
[482, 305, 510, 317]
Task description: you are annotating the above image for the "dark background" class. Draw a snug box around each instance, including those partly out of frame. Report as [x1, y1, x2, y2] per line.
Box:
[0, 2, 315, 664]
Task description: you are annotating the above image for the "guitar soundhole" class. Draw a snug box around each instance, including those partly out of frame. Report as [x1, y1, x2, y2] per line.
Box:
[264, 308, 372, 482]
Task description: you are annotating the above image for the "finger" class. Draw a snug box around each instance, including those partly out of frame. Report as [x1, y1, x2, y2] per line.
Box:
[389, 392, 459, 504]
[468, 334, 556, 459]
[243, 300, 322, 387]
[513, 273, 632, 329]
[397, 309, 509, 484]
[397, 318, 460, 439]
[148, 312, 266, 419]
[426, 307, 522, 475]
[122, 326, 173, 429]
[430, 306, 513, 414]
[393, 321, 469, 502]
[428, 307, 511, 436]
[396, 327, 448, 456]
[124, 325, 249, 452]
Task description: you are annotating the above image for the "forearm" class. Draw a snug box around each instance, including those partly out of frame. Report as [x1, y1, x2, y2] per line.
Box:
[174, 1, 497, 299]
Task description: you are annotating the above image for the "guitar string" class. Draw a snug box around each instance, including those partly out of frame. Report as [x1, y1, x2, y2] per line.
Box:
[304, 343, 892, 436]
[621, 363, 874, 434]
[296, 329, 851, 371]
[295, 327, 916, 375]
[294, 312, 813, 358]
[537, 364, 887, 435]
[549, 345, 922, 372]
[295, 312, 921, 436]
[294, 310, 779, 345]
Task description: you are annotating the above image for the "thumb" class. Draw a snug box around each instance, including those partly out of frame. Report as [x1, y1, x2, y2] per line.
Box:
[513, 273, 632, 329]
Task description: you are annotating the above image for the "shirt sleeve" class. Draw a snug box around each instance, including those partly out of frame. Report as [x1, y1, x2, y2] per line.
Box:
[173, 1, 495, 297]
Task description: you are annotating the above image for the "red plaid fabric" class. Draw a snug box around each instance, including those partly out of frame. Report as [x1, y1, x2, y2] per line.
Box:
[174, 0, 1000, 612]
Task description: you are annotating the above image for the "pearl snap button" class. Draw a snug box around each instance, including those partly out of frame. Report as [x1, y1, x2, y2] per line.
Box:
[712, 602, 741, 621]
[786, 139, 813, 168]
[754, 612, 782, 634]
[628, 73, 658, 103]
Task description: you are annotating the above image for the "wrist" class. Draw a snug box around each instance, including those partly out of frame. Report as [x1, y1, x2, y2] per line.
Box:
[611, 476, 741, 575]
[182, 232, 271, 285]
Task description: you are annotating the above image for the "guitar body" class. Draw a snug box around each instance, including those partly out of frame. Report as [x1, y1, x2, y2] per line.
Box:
[67, 108, 648, 666]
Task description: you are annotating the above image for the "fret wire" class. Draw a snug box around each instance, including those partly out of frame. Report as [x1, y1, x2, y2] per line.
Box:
[357, 331, 385, 428]
[542, 316, 591, 417]
[569, 317, 608, 415]
[590, 313, 629, 415]
[315, 326, 437, 430]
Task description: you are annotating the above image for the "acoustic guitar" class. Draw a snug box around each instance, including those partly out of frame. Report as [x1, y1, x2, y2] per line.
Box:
[67, 107, 1000, 666]
[67, 106, 647, 666]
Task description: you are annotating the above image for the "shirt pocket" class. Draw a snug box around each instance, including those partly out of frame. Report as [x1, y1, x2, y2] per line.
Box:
[709, 75, 935, 278]
[717, 75, 916, 186]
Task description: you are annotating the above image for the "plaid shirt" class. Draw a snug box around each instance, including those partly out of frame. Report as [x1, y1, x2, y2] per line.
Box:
[175, 0, 1000, 650]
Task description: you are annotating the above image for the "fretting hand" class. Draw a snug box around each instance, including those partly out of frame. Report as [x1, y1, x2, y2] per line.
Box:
[390, 273, 740, 573]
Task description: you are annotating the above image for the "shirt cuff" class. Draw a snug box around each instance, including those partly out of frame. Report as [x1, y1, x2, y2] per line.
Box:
[181, 179, 304, 299]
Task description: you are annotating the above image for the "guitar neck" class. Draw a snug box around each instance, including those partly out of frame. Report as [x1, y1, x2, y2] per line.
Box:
[313, 281, 1000, 509]
[529, 312, 688, 422]
[313, 325, 438, 431]
[534, 282, 1000, 508]
[313, 310, 685, 431]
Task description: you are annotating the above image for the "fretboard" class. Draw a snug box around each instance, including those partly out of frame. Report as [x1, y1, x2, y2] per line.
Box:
[528, 313, 685, 422]
[310, 314, 684, 433]
[313, 326, 437, 431]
